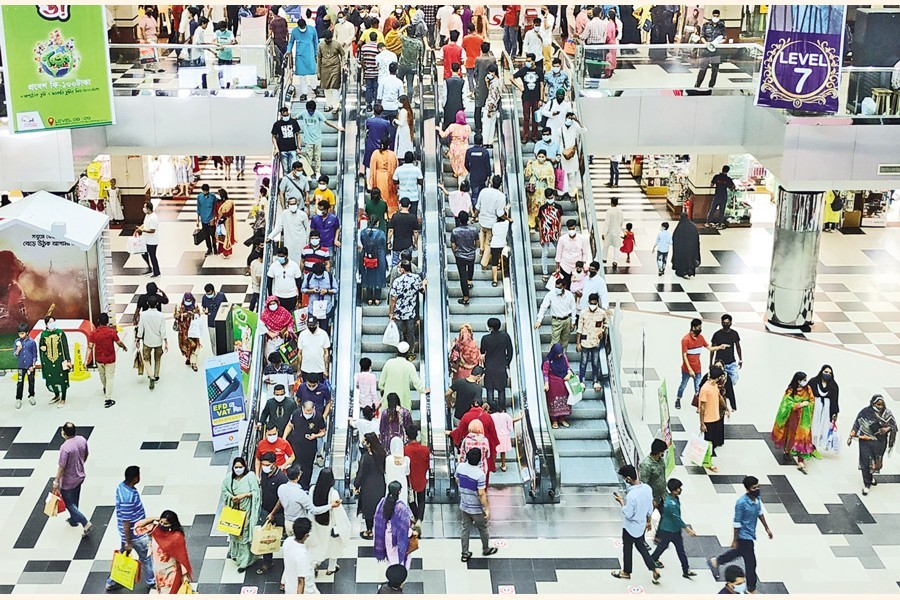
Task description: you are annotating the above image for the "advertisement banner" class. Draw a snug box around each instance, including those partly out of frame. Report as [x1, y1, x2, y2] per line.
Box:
[658, 380, 676, 477]
[0, 5, 115, 133]
[755, 5, 846, 113]
[230, 306, 258, 396]
[205, 352, 246, 452]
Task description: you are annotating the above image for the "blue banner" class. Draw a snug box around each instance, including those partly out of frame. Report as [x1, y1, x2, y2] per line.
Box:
[205, 352, 246, 452]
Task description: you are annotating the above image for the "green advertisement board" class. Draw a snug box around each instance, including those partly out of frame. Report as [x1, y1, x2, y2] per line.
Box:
[231, 306, 259, 396]
[0, 5, 114, 133]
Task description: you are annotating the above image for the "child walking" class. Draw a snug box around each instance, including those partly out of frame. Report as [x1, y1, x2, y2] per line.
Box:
[489, 405, 524, 472]
[620, 223, 635, 263]
[651, 222, 673, 276]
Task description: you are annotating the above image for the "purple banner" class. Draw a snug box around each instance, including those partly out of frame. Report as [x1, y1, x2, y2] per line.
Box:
[756, 6, 846, 113]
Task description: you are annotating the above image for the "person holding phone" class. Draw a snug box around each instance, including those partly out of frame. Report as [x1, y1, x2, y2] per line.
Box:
[611, 465, 661, 584]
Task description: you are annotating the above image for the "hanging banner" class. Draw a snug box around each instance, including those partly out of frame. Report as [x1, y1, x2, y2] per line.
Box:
[0, 5, 115, 133]
[230, 306, 258, 396]
[658, 381, 676, 477]
[755, 5, 847, 113]
[205, 352, 246, 452]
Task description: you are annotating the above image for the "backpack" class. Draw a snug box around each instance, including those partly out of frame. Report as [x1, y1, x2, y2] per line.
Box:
[830, 196, 843, 212]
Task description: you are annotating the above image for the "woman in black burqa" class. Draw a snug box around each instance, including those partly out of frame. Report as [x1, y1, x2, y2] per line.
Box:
[671, 212, 701, 278]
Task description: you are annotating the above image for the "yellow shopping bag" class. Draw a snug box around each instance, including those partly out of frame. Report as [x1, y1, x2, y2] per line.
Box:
[110, 551, 141, 591]
[216, 505, 247, 536]
[177, 579, 194, 594]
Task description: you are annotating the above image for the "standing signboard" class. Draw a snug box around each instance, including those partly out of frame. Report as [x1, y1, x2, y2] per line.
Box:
[205, 352, 246, 452]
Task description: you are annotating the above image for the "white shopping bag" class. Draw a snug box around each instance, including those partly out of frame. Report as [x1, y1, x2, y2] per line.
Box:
[187, 315, 204, 339]
[126, 234, 147, 254]
[680, 432, 712, 467]
[311, 299, 328, 320]
[382, 320, 400, 347]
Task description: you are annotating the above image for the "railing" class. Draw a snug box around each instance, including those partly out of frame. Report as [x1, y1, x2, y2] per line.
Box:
[107, 42, 279, 95]
[498, 52, 560, 500]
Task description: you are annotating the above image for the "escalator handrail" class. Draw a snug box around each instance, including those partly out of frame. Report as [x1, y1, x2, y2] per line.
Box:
[498, 50, 561, 495]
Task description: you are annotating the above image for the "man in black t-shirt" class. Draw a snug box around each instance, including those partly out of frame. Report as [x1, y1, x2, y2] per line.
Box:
[284, 401, 326, 490]
[271, 105, 302, 174]
[710, 314, 742, 387]
[707, 165, 736, 229]
[446, 366, 485, 422]
[387, 198, 420, 266]
[512, 53, 544, 142]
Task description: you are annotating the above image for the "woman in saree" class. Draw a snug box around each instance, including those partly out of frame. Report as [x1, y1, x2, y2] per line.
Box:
[369, 140, 400, 215]
[173, 293, 202, 371]
[437, 110, 472, 179]
[449, 324, 481, 380]
[771, 371, 819, 474]
[848, 395, 897, 496]
[524, 149, 556, 229]
[809, 365, 840, 453]
[216, 188, 236, 258]
[220, 456, 260, 572]
[353, 432, 387, 540]
[542, 343, 572, 429]
[134, 510, 193, 594]
[308, 468, 351, 576]
[374, 480, 414, 568]
[39, 316, 71, 407]
[260, 295, 296, 358]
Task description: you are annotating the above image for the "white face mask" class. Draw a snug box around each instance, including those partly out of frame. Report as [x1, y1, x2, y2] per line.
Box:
[234, 467, 246, 476]
[261, 465, 273, 474]
[47, 323, 57, 331]
[569, 230, 577, 237]
[546, 198, 555, 205]
[310, 239, 320, 247]
[589, 304, 599, 311]
[556, 288, 564, 296]
[711, 17, 720, 23]
[303, 411, 314, 420]
[542, 135, 551, 142]
[538, 156, 546, 163]
[552, 67, 560, 73]
[274, 394, 285, 403]
[268, 303, 278, 311]
[289, 204, 298, 213]
[799, 379, 808, 387]
[565, 118, 573, 127]
[318, 184, 327, 190]
[266, 434, 277, 443]
[317, 210, 325, 216]
[281, 115, 289, 121]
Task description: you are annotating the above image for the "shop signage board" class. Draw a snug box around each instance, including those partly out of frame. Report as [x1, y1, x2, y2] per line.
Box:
[230, 306, 258, 396]
[0, 5, 115, 133]
[205, 352, 247, 452]
[755, 5, 846, 113]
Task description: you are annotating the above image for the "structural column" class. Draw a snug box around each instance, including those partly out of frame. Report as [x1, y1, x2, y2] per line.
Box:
[766, 187, 824, 331]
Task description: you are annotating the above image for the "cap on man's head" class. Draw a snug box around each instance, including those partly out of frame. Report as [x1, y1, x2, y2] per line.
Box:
[307, 316, 319, 326]
[397, 341, 410, 354]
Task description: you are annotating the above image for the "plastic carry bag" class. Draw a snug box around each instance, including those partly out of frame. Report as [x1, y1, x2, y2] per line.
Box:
[681, 433, 712, 467]
[382, 320, 400, 347]
[187, 315, 203, 339]
[565, 372, 585, 405]
[110, 551, 141, 590]
[126, 234, 147, 255]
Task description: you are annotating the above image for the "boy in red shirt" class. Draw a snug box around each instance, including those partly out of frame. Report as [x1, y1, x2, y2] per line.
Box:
[255, 425, 295, 475]
[676, 318, 729, 409]
[404, 424, 430, 525]
[88, 313, 127, 408]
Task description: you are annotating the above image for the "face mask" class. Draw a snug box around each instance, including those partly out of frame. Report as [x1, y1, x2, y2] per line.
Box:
[266, 434, 277, 443]
[748, 489, 760, 499]
[158, 524, 172, 532]
[486, 74, 494, 81]
[310, 239, 320, 247]
[722, 323, 731, 330]
[318, 184, 327, 191]
[692, 329, 701, 336]
[556, 288, 564, 296]
[48, 323, 57, 331]
[303, 412, 314, 420]
[542, 135, 551, 142]
[277, 256, 287, 264]
[338, 18, 345, 23]
[299, 25, 306, 31]
[274, 394, 285, 402]
[289, 204, 298, 213]
[799, 379, 808, 387]
[261, 465, 273, 474]
[281, 115, 289, 121]
[184, 301, 193, 307]
[525, 61, 533, 68]
[552, 67, 560, 73]
[711, 17, 720, 23]
[308, 324, 318, 332]
[822, 373, 832, 380]
[589, 304, 599, 311]
[733, 582, 747, 594]
[317, 209, 325, 216]
[144, 209, 151, 215]
[205, 293, 215, 299]
[546, 198, 555, 205]
[538, 156, 546, 163]
[234, 467, 246, 476]
[565, 118, 573, 127]
[568, 230, 577, 237]
[268, 303, 278, 311]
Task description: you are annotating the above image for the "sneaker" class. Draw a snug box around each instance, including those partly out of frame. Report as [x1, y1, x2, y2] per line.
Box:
[149, 378, 155, 390]
[15, 399, 21, 409]
[674, 398, 681, 409]
[862, 486, 869, 496]
[28, 396, 36, 406]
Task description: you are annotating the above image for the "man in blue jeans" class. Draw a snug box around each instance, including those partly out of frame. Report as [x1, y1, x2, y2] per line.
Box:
[576, 293, 606, 391]
[195, 184, 218, 256]
[708, 475, 773, 594]
[675, 318, 728, 409]
[13, 323, 37, 408]
[54, 422, 92, 537]
[706, 165, 736, 229]
[106, 466, 156, 591]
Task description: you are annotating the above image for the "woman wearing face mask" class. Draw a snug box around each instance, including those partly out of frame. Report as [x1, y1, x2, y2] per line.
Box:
[220, 457, 261, 572]
[368, 138, 400, 214]
[848, 395, 897, 495]
[359, 213, 388, 305]
[133, 510, 193, 593]
[698, 359, 736, 412]
[260, 295, 296, 357]
[809, 365, 840, 453]
[39, 316, 71, 407]
[173, 293, 202, 371]
[353, 432, 387, 540]
[379, 393, 414, 448]
[436, 110, 472, 180]
[542, 343, 572, 429]
[771, 372, 819, 474]
[536, 188, 563, 281]
[215, 188, 236, 258]
[524, 149, 556, 229]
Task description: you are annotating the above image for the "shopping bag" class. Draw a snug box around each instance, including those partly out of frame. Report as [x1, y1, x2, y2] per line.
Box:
[177, 580, 195, 594]
[823, 421, 841, 454]
[382, 320, 400, 347]
[555, 167, 567, 192]
[126, 234, 147, 254]
[311, 299, 328, 320]
[192, 227, 205, 246]
[250, 523, 284, 555]
[565, 371, 584, 405]
[278, 339, 299, 364]
[139, 47, 157, 65]
[43, 490, 65, 517]
[216, 505, 247, 536]
[187, 315, 203, 339]
[294, 307, 309, 332]
[681, 433, 712, 467]
[545, 272, 561, 291]
[110, 551, 141, 591]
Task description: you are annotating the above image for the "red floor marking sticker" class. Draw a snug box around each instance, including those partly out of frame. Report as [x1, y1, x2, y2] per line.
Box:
[241, 586, 258, 594]
[491, 539, 508, 548]
[628, 585, 644, 594]
[498, 585, 516, 594]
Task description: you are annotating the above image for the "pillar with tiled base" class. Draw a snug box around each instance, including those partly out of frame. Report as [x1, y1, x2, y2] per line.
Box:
[766, 187, 824, 332]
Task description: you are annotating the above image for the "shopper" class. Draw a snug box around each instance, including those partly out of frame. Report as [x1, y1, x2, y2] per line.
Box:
[278, 161, 310, 210]
[710, 314, 743, 385]
[578, 261, 609, 311]
[672, 212, 701, 278]
[196, 184, 219, 256]
[611, 465, 660, 584]
[652, 222, 673, 276]
[354, 433, 388, 540]
[465, 135, 492, 205]
[457, 447, 497, 563]
[404, 424, 430, 525]
[483, 66, 503, 147]
[88, 313, 127, 408]
[201, 284, 226, 355]
[720, 566, 747, 595]
[272, 106, 302, 173]
[220, 457, 260, 572]
[481, 318, 513, 410]
[389, 261, 425, 355]
[13, 323, 37, 408]
[536, 189, 563, 281]
[575, 294, 606, 392]
[133, 510, 193, 593]
[534, 278, 577, 350]
[283, 518, 318, 594]
[706, 165, 736, 229]
[136, 295, 167, 391]
[771, 371, 818, 474]
[810, 365, 840, 451]
[308, 468, 350, 576]
[317, 31, 345, 114]
[449, 211, 479, 306]
[601, 198, 624, 269]
[707, 475, 773, 594]
[699, 365, 728, 473]
[105, 466, 156, 591]
[513, 54, 543, 143]
[53, 422, 92, 536]
[650, 478, 697, 579]
[848, 394, 897, 495]
[266, 247, 304, 312]
[488, 208, 510, 287]
[269, 195, 310, 263]
[541, 343, 571, 429]
[676, 318, 727, 409]
[560, 113, 587, 197]
[476, 176, 506, 268]
[138, 201, 161, 277]
[607, 154, 623, 188]
[695, 10, 726, 88]
[392, 153, 424, 216]
[556, 219, 591, 289]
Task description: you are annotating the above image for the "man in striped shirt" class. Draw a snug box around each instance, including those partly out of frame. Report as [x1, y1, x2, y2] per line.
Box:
[359, 32, 380, 111]
[106, 466, 156, 591]
[301, 230, 331, 274]
[580, 8, 607, 44]
[456, 448, 498, 562]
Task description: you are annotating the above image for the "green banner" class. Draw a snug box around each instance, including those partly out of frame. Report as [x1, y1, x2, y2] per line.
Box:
[231, 306, 258, 396]
[658, 381, 676, 476]
[0, 5, 114, 133]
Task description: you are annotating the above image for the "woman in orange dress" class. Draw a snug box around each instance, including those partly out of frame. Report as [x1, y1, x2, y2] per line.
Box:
[368, 140, 399, 215]
[216, 188, 236, 258]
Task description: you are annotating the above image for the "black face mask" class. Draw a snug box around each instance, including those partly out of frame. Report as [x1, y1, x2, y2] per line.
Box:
[748, 489, 760, 499]
[158, 524, 172, 532]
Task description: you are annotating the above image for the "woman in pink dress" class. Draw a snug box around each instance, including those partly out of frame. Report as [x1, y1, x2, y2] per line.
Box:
[437, 110, 472, 179]
[489, 405, 523, 472]
[605, 9, 619, 77]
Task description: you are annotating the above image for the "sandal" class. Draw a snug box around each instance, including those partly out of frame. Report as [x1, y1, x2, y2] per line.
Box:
[374, 299, 381, 306]
[652, 572, 661, 585]
[500, 465, 507, 472]
[367, 299, 374, 306]
[560, 420, 570, 428]
[326, 565, 341, 576]
[610, 571, 631, 580]
[551, 422, 559, 429]
[461, 552, 472, 562]
[706, 465, 718, 473]
[492, 281, 499, 287]
[482, 547, 498, 556]
[361, 531, 374, 540]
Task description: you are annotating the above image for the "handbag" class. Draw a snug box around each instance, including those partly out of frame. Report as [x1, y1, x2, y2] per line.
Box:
[382, 320, 400, 347]
[681, 432, 712, 467]
[363, 253, 379, 269]
[278, 339, 299, 364]
[43, 490, 66, 517]
[407, 532, 420, 554]
[562, 145, 577, 161]
[139, 47, 158, 65]
[216, 505, 247, 536]
[126, 233, 147, 255]
[110, 551, 141, 591]
[690, 392, 700, 408]
[193, 227, 205, 246]
[177, 580, 194, 595]
[565, 371, 584, 405]
[250, 523, 283, 555]
[311, 299, 328, 320]
[642, 19, 653, 33]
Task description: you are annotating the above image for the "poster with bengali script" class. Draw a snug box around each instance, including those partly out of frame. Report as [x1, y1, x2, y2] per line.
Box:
[0, 5, 115, 133]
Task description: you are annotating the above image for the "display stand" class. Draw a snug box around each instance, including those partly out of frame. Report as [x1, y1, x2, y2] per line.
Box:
[641, 155, 690, 200]
[861, 191, 888, 227]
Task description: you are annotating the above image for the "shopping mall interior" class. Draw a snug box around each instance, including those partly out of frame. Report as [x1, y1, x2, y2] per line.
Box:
[1, 3, 900, 596]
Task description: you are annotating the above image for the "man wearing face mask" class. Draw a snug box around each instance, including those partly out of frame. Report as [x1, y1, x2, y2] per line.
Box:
[576, 293, 607, 392]
[258, 384, 293, 437]
[297, 315, 330, 382]
[284, 402, 328, 490]
[333, 11, 357, 74]
[268, 195, 309, 263]
[286, 18, 320, 102]
[301, 230, 331, 275]
[695, 10, 726, 89]
[473, 41, 496, 135]
[266, 246, 304, 311]
[298, 100, 345, 177]
[555, 219, 592, 289]
[539, 89, 571, 148]
[301, 262, 338, 332]
[255, 451, 288, 575]
[317, 30, 345, 115]
[533, 127, 562, 166]
[707, 475, 772, 595]
[310, 175, 336, 211]
[676, 318, 728, 410]
[522, 20, 543, 69]
[710, 314, 742, 385]
[277, 465, 338, 536]
[255, 424, 295, 475]
[13, 323, 38, 408]
[534, 278, 577, 350]
[544, 58, 571, 102]
[483, 65, 503, 148]
[578, 261, 609, 312]
[719, 565, 747, 595]
[278, 161, 309, 211]
[464, 135, 492, 206]
[560, 113, 587, 197]
[310, 200, 341, 249]
[201, 283, 227, 355]
[297, 372, 332, 420]
[513, 54, 544, 143]
[601, 197, 624, 270]
[610, 465, 660, 583]
[271, 106, 302, 175]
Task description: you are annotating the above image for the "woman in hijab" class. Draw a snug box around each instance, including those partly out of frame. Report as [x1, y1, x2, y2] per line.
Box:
[260, 295, 296, 357]
[353, 432, 387, 540]
[384, 437, 411, 504]
[809, 365, 840, 453]
[459, 420, 491, 477]
[449, 324, 481, 379]
[308, 468, 351, 576]
[368, 139, 399, 214]
[437, 110, 472, 179]
[848, 395, 897, 495]
[374, 481, 414, 568]
[542, 343, 572, 429]
[771, 371, 819, 474]
[216, 188, 236, 258]
[134, 510, 193, 594]
[219, 456, 260, 572]
[671, 212, 701, 278]
[379, 393, 414, 448]
[173, 293, 202, 371]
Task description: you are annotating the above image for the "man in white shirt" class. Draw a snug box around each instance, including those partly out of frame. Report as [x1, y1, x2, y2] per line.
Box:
[375, 42, 398, 90]
[268, 196, 310, 263]
[522, 24, 544, 71]
[266, 247, 304, 311]
[135, 295, 167, 389]
[334, 10, 357, 71]
[476, 175, 506, 268]
[296, 316, 330, 379]
[137, 201, 161, 278]
[578, 261, 610, 310]
[282, 518, 317, 594]
[601, 197, 624, 270]
[377, 62, 405, 124]
[580, 10, 606, 45]
[436, 4, 455, 45]
[534, 277, 578, 350]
